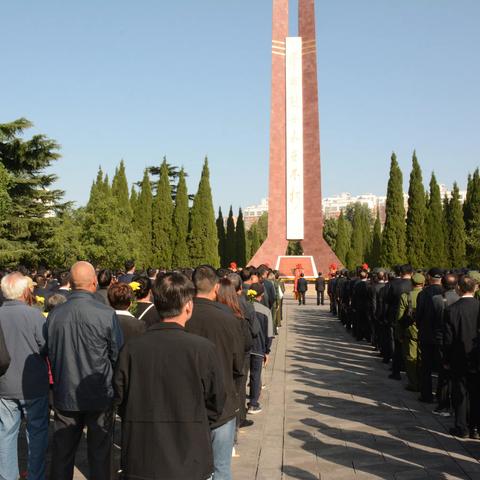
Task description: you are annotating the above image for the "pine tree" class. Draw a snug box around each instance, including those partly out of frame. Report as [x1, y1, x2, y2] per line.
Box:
[225, 206, 236, 264]
[171, 169, 190, 267]
[0, 118, 67, 266]
[405, 151, 426, 268]
[235, 208, 247, 267]
[335, 211, 350, 265]
[323, 218, 338, 249]
[216, 208, 227, 267]
[446, 183, 466, 267]
[346, 203, 371, 269]
[188, 158, 220, 267]
[152, 160, 174, 268]
[136, 169, 154, 268]
[130, 185, 138, 215]
[380, 153, 406, 267]
[370, 211, 382, 267]
[424, 172, 447, 268]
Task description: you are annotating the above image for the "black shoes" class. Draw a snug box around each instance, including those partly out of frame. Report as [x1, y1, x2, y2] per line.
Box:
[449, 427, 468, 439]
[418, 396, 434, 404]
[388, 373, 401, 380]
[239, 419, 254, 428]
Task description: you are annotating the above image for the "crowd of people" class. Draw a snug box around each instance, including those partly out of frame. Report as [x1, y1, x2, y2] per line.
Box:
[327, 264, 480, 440]
[0, 260, 285, 480]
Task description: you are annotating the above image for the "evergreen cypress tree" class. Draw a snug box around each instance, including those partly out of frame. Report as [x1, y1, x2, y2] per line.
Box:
[112, 160, 137, 261]
[171, 169, 190, 267]
[335, 211, 350, 265]
[464, 169, 480, 265]
[188, 158, 220, 267]
[248, 224, 260, 261]
[216, 208, 227, 267]
[347, 204, 365, 269]
[136, 169, 154, 267]
[130, 185, 138, 214]
[235, 208, 247, 267]
[225, 206, 237, 264]
[405, 151, 426, 268]
[424, 172, 447, 267]
[152, 160, 174, 268]
[380, 153, 406, 267]
[370, 211, 382, 267]
[447, 183, 466, 267]
[83, 169, 127, 268]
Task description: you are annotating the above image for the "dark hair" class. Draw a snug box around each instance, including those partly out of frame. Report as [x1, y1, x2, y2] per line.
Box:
[108, 283, 134, 310]
[377, 271, 386, 282]
[97, 269, 112, 288]
[442, 274, 458, 291]
[227, 273, 242, 292]
[147, 268, 157, 278]
[458, 275, 477, 294]
[240, 268, 252, 282]
[192, 265, 219, 295]
[124, 259, 135, 272]
[34, 275, 46, 288]
[152, 272, 195, 321]
[216, 268, 230, 279]
[400, 264, 413, 276]
[131, 275, 151, 299]
[217, 278, 243, 319]
[58, 271, 70, 287]
[45, 293, 67, 313]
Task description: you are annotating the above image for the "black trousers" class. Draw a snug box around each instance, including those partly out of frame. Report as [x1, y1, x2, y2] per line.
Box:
[316, 290, 325, 305]
[51, 408, 114, 480]
[249, 355, 264, 407]
[298, 292, 306, 305]
[420, 343, 435, 401]
[236, 354, 250, 424]
[452, 372, 480, 434]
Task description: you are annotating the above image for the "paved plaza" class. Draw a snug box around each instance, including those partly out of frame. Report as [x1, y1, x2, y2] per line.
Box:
[18, 296, 480, 479]
[233, 297, 480, 480]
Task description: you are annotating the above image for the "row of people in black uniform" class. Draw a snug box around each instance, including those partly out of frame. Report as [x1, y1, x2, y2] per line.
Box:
[327, 264, 480, 440]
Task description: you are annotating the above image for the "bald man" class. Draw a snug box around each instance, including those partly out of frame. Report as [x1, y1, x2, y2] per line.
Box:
[47, 261, 123, 480]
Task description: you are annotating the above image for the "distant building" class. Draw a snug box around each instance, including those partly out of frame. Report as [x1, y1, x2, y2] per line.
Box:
[244, 198, 269, 229]
[244, 185, 466, 228]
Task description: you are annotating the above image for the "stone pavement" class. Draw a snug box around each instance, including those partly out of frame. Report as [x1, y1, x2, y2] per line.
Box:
[232, 298, 480, 480]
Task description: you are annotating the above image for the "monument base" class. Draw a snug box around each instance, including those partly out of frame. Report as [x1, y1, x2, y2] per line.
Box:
[303, 237, 342, 277]
[276, 255, 317, 279]
[248, 236, 289, 270]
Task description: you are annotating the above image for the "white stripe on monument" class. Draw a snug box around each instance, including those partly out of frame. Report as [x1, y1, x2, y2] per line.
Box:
[285, 37, 305, 241]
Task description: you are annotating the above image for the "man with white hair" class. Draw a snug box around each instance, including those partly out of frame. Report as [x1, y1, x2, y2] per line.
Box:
[0, 272, 49, 480]
[47, 261, 123, 480]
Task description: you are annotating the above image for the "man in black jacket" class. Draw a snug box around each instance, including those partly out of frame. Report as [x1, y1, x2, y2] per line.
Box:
[417, 267, 444, 403]
[114, 272, 225, 480]
[297, 273, 308, 305]
[47, 261, 123, 480]
[386, 264, 413, 376]
[315, 273, 326, 306]
[186, 265, 244, 480]
[444, 275, 480, 438]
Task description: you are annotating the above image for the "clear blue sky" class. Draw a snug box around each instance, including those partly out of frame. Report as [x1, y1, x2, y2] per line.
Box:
[2, 0, 479, 211]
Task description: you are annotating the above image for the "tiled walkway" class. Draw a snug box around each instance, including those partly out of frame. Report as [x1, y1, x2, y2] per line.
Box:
[233, 298, 480, 480]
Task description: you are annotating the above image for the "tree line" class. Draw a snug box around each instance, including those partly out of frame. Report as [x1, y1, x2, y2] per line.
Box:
[325, 151, 478, 270]
[0, 118, 226, 270]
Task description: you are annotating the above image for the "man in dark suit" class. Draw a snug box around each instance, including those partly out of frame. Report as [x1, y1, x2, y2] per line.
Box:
[297, 273, 308, 306]
[315, 273, 326, 306]
[444, 275, 480, 438]
[185, 265, 244, 480]
[417, 268, 444, 402]
[117, 259, 136, 284]
[114, 272, 225, 480]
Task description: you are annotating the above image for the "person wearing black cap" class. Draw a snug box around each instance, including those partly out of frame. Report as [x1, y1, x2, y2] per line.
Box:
[416, 267, 444, 403]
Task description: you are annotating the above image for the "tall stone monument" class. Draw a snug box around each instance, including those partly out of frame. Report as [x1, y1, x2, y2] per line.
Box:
[250, 0, 341, 276]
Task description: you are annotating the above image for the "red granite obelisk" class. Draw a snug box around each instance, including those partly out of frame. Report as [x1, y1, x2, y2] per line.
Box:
[298, 0, 341, 274]
[249, 0, 342, 275]
[249, 0, 289, 267]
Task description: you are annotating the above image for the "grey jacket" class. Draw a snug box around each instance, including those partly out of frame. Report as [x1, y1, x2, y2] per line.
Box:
[0, 300, 48, 399]
[0, 323, 9, 376]
[47, 290, 123, 411]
